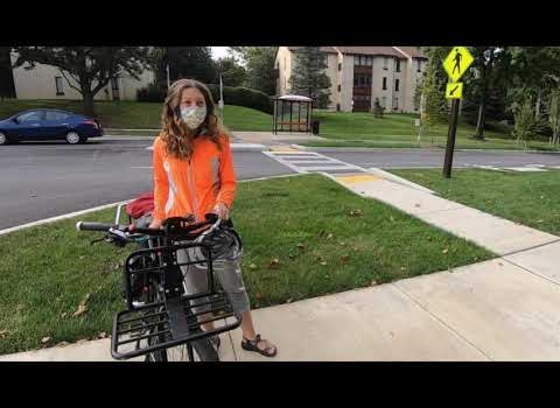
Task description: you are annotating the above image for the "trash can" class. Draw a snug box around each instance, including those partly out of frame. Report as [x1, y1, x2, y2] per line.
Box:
[311, 120, 320, 135]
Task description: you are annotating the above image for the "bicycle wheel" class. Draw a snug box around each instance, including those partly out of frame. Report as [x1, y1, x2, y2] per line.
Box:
[144, 283, 219, 362]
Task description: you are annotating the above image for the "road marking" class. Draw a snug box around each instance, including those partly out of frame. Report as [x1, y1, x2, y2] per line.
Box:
[0, 201, 127, 236]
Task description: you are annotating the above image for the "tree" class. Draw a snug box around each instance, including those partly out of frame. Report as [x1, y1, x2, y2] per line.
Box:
[511, 98, 538, 147]
[0, 47, 15, 99]
[150, 47, 217, 88]
[467, 47, 512, 140]
[288, 47, 331, 108]
[231, 47, 277, 95]
[417, 47, 450, 127]
[214, 56, 246, 87]
[549, 89, 560, 145]
[12, 47, 149, 116]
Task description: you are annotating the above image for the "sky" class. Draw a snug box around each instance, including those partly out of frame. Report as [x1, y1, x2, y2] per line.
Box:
[210, 47, 230, 60]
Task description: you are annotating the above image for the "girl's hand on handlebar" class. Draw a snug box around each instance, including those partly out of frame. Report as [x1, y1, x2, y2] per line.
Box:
[212, 202, 229, 220]
[148, 219, 163, 229]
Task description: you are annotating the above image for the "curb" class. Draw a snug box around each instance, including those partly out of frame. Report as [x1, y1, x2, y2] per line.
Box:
[0, 201, 126, 236]
[289, 144, 560, 154]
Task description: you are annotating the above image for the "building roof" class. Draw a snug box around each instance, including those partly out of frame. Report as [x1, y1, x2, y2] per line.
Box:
[284, 46, 427, 59]
[392, 46, 428, 59]
[334, 46, 405, 58]
[274, 94, 313, 102]
[287, 46, 338, 54]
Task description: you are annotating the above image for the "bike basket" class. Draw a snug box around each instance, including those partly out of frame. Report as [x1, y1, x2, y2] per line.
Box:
[111, 243, 243, 360]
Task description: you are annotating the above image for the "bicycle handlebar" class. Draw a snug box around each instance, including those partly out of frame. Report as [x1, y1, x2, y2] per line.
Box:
[76, 213, 221, 243]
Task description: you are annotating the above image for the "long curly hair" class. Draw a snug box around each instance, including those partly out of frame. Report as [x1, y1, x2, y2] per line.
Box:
[160, 78, 229, 159]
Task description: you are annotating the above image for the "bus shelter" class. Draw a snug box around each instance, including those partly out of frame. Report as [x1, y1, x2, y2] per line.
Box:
[272, 94, 313, 134]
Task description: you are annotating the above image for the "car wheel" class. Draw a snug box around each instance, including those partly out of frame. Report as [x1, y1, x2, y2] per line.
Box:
[65, 131, 83, 145]
[0, 132, 9, 145]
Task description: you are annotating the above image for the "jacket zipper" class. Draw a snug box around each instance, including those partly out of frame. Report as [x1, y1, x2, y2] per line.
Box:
[187, 155, 199, 222]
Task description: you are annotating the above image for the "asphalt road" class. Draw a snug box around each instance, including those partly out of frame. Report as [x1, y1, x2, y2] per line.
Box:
[324, 148, 560, 169]
[1, 140, 559, 230]
[0, 140, 293, 230]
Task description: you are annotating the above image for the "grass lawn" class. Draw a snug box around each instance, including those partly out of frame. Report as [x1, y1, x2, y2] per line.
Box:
[307, 111, 557, 151]
[1, 99, 556, 150]
[389, 168, 560, 236]
[0, 174, 494, 355]
[0, 100, 272, 132]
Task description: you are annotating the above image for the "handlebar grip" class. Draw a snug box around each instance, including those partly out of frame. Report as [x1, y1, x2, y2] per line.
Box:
[76, 221, 115, 232]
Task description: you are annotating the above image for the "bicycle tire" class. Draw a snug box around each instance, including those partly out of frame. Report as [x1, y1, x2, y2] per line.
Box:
[143, 279, 219, 362]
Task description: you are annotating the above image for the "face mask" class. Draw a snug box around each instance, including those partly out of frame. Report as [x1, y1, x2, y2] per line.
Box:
[180, 106, 207, 130]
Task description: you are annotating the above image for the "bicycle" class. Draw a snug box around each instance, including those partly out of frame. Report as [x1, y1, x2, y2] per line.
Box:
[76, 207, 243, 362]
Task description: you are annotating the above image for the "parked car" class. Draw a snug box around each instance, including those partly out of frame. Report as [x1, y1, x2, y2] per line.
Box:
[0, 108, 104, 145]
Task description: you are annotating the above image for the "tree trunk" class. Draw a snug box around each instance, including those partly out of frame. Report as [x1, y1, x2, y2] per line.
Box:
[473, 48, 495, 141]
[82, 90, 95, 117]
[473, 102, 486, 140]
[553, 130, 559, 145]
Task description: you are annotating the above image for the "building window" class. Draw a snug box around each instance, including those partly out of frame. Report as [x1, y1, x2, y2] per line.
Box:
[395, 59, 401, 72]
[395, 79, 400, 92]
[338, 84, 341, 92]
[383, 57, 388, 70]
[338, 62, 342, 71]
[381, 96, 387, 108]
[382, 77, 387, 90]
[393, 97, 399, 110]
[55, 76, 64, 95]
[416, 59, 422, 72]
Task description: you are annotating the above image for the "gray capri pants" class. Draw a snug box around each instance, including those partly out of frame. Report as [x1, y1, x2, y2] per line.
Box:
[175, 244, 251, 314]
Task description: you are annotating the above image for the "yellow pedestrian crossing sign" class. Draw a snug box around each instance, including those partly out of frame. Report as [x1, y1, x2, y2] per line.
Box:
[443, 47, 474, 82]
[446, 82, 463, 99]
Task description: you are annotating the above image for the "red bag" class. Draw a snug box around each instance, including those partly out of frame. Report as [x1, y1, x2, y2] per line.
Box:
[126, 191, 154, 219]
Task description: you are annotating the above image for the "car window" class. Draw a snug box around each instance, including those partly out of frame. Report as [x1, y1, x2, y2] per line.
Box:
[45, 111, 70, 121]
[17, 111, 43, 123]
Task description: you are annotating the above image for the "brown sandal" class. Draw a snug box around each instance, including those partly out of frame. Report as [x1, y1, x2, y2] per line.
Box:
[241, 334, 277, 357]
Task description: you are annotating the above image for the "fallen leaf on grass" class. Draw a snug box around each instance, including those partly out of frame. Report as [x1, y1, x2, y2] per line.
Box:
[442, 248, 449, 254]
[296, 243, 305, 250]
[320, 261, 328, 266]
[73, 294, 91, 318]
[41, 337, 51, 344]
[73, 304, 88, 318]
[249, 263, 257, 270]
[269, 259, 280, 269]
[61, 312, 67, 318]
[349, 209, 363, 217]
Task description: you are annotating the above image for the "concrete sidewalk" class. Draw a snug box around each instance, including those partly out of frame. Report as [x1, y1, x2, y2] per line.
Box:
[2, 171, 559, 362]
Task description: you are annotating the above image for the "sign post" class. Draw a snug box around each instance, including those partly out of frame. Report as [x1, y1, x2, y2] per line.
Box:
[442, 46, 473, 178]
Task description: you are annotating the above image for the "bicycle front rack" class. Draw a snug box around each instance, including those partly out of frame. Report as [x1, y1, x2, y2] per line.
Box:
[111, 292, 242, 360]
[112, 241, 243, 360]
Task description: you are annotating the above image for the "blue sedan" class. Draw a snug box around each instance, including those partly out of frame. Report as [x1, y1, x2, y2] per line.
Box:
[0, 108, 104, 145]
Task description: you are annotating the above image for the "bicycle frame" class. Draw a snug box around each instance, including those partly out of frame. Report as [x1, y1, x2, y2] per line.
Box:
[77, 204, 243, 361]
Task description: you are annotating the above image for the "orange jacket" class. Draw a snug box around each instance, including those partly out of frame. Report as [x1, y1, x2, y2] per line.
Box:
[152, 133, 236, 223]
